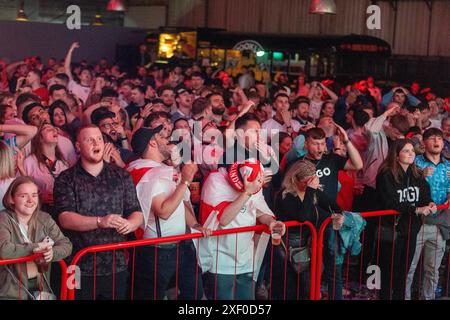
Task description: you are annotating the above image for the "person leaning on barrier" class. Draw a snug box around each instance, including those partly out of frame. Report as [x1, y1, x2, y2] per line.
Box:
[0, 176, 72, 300]
[53, 125, 144, 300]
[127, 126, 211, 300]
[200, 159, 286, 300]
[273, 159, 342, 300]
[376, 139, 434, 300]
[405, 128, 450, 300]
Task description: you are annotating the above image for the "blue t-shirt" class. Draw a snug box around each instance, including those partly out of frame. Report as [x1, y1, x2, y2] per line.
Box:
[415, 154, 450, 205]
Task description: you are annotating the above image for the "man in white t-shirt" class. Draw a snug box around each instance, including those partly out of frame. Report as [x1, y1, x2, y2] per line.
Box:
[200, 159, 285, 300]
[64, 42, 92, 104]
[262, 93, 301, 137]
[127, 125, 210, 300]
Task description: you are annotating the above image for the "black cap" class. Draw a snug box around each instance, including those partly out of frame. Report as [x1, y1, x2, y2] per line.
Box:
[91, 107, 116, 126]
[175, 86, 192, 97]
[22, 102, 43, 124]
[131, 125, 164, 156]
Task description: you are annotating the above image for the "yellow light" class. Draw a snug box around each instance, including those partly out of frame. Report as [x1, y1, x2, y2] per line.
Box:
[161, 45, 169, 52]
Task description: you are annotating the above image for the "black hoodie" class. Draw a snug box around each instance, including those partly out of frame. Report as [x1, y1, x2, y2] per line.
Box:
[376, 165, 432, 236]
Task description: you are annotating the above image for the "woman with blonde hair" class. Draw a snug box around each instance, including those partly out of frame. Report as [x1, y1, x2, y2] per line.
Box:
[274, 159, 343, 300]
[0, 176, 72, 300]
[0, 142, 16, 211]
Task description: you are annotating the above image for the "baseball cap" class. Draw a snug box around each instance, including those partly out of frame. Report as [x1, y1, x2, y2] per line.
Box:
[131, 125, 164, 156]
[175, 86, 192, 97]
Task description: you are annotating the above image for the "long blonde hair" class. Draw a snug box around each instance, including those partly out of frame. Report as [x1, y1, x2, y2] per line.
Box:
[281, 159, 317, 199]
[0, 141, 16, 180]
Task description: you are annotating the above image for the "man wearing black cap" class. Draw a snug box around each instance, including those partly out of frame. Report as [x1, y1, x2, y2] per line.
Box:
[172, 86, 193, 123]
[126, 126, 209, 300]
[91, 107, 135, 164]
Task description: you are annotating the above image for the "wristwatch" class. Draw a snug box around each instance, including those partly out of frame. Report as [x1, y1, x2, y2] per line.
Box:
[120, 136, 128, 141]
[343, 139, 350, 145]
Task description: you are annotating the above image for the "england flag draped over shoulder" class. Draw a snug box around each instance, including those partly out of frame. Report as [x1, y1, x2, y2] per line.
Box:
[126, 159, 176, 234]
[197, 167, 272, 281]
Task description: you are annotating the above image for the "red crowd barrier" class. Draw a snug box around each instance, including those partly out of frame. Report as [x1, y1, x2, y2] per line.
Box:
[4, 206, 448, 301]
[315, 205, 449, 300]
[0, 254, 68, 300]
[67, 220, 317, 301]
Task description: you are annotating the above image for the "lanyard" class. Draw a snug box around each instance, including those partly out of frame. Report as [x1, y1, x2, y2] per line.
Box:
[8, 214, 32, 244]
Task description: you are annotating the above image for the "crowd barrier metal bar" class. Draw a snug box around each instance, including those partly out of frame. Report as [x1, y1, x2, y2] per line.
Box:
[68, 220, 317, 300]
[315, 205, 449, 300]
[0, 254, 68, 300]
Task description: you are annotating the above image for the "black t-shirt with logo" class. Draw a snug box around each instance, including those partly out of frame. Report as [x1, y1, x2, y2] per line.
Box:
[295, 153, 348, 202]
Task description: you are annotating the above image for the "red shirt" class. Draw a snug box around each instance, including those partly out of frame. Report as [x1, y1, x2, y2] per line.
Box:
[33, 87, 49, 105]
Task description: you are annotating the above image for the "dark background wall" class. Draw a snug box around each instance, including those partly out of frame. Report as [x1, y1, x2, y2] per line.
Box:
[0, 20, 147, 63]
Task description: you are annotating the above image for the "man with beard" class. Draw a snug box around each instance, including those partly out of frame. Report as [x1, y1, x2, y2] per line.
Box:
[91, 107, 135, 165]
[172, 86, 193, 122]
[207, 92, 226, 126]
[406, 128, 450, 300]
[158, 86, 176, 113]
[127, 126, 210, 300]
[292, 96, 314, 132]
[54, 125, 144, 300]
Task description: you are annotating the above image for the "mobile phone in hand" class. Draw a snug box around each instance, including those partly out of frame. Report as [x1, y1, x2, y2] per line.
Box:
[43, 236, 55, 247]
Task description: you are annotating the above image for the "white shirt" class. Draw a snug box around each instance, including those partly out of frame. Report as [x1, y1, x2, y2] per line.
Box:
[309, 100, 323, 122]
[24, 155, 69, 203]
[127, 159, 190, 239]
[68, 80, 91, 104]
[201, 168, 274, 275]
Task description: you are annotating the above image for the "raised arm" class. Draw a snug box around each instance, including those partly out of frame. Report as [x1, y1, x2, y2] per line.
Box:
[219, 172, 263, 226]
[64, 42, 80, 81]
[334, 124, 363, 171]
[320, 83, 338, 102]
[151, 164, 197, 220]
[0, 123, 37, 149]
[5, 61, 25, 79]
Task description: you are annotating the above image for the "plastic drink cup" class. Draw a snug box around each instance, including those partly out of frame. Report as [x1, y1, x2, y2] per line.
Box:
[271, 232, 281, 246]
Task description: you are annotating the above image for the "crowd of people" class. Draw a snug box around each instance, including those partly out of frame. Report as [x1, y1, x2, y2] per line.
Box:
[0, 40, 449, 300]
